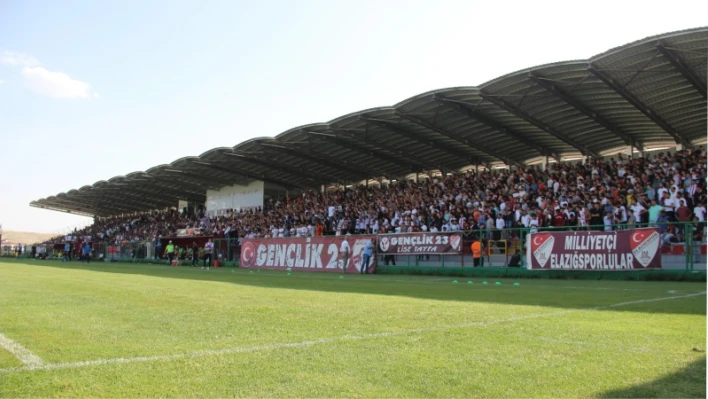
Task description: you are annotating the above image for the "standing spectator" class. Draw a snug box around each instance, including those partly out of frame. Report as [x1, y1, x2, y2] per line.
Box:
[629, 199, 647, 225]
[156, 240, 163, 260]
[676, 201, 692, 236]
[82, 242, 91, 263]
[694, 202, 706, 223]
[494, 213, 505, 241]
[657, 211, 670, 234]
[165, 241, 175, 265]
[590, 203, 602, 230]
[627, 209, 637, 229]
[361, 238, 374, 274]
[603, 212, 614, 232]
[470, 238, 483, 267]
[648, 200, 663, 226]
[202, 239, 213, 270]
[340, 234, 351, 273]
[64, 242, 71, 262]
[192, 241, 200, 267]
[508, 249, 521, 267]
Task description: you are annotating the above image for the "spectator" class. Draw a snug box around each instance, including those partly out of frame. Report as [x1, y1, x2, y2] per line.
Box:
[508, 249, 521, 267]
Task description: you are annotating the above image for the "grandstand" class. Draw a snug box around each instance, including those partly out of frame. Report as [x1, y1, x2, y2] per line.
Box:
[20, 28, 706, 272]
[30, 28, 707, 218]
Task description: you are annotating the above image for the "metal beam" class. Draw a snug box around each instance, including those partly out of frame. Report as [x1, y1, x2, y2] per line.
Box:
[131, 178, 206, 199]
[48, 196, 134, 215]
[30, 202, 96, 217]
[260, 142, 372, 181]
[182, 160, 251, 186]
[157, 170, 231, 190]
[359, 117, 476, 168]
[480, 91, 600, 157]
[76, 189, 168, 213]
[528, 72, 642, 150]
[435, 95, 559, 160]
[587, 65, 690, 147]
[332, 126, 444, 171]
[656, 44, 707, 100]
[56, 195, 139, 214]
[304, 130, 411, 175]
[119, 183, 203, 203]
[84, 188, 175, 211]
[223, 152, 339, 183]
[211, 156, 312, 189]
[392, 112, 524, 167]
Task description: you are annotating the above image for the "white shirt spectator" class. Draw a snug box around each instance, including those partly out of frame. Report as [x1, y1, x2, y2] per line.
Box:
[339, 239, 350, 254]
[695, 205, 706, 222]
[630, 204, 646, 223]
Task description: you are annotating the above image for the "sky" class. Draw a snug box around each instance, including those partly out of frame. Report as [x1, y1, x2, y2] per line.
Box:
[0, 0, 706, 234]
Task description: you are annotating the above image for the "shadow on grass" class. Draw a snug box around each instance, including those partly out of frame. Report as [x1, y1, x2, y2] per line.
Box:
[597, 357, 706, 398]
[5, 259, 707, 315]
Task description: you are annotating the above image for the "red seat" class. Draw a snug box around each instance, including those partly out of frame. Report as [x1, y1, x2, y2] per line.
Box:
[671, 245, 685, 255]
[701, 245, 707, 255]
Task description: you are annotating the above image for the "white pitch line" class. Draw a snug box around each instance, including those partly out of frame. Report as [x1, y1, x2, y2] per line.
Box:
[0, 291, 703, 374]
[0, 333, 45, 367]
[535, 337, 661, 353]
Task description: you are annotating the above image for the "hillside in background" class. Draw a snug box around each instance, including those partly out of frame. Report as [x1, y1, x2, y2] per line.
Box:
[2, 230, 57, 244]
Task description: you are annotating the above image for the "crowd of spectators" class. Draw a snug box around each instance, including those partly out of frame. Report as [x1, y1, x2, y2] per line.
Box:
[39, 147, 707, 249]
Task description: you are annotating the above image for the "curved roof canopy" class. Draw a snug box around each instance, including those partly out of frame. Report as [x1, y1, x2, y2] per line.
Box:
[32, 27, 708, 217]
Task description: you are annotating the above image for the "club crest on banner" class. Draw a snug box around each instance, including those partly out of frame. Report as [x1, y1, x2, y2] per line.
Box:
[450, 235, 461, 251]
[379, 236, 390, 252]
[630, 230, 660, 268]
[531, 233, 554, 268]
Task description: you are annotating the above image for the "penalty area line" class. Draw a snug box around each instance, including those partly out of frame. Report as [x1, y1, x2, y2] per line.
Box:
[0, 291, 703, 374]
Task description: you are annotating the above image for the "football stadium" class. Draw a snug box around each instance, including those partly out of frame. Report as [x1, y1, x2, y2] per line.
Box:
[1, 24, 707, 397]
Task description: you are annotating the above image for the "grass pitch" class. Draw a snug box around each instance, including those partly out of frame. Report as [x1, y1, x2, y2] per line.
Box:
[0, 259, 705, 398]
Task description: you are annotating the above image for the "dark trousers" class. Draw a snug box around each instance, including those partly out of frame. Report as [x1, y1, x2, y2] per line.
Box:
[473, 257, 481, 267]
[384, 254, 396, 265]
[167, 253, 174, 265]
[192, 255, 199, 267]
[84, 253, 90, 263]
[203, 253, 212, 267]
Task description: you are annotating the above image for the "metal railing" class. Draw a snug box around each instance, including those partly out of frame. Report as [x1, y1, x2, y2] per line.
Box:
[6, 222, 703, 271]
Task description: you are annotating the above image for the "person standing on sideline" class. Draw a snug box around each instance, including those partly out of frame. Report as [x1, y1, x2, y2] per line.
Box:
[192, 241, 200, 267]
[82, 242, 91, 263]
[202, 239, 213, 270]
[63, 242, 71, 262]
[339, 234, 351, 274]
[471, 238, 482, 267]
[156, 240, 163, 260]
[165, 240, 175, 265]
[361, 238, 375, 274]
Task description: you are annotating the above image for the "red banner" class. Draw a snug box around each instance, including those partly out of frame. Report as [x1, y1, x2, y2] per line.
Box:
[240, 236, 377, 273]
[377, 232, 463, 254]
[526, 228, 661, 270]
